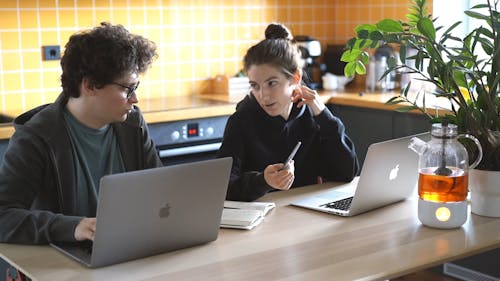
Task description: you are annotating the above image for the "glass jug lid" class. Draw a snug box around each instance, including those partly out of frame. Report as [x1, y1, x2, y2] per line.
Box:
[432, 119, 455, 176]
[431, 120, 457, 138]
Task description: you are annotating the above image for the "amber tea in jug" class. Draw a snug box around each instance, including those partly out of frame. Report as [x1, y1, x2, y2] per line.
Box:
[418, 167, 468, 202]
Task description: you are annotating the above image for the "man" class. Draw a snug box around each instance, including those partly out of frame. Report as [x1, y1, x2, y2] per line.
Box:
[0, 22, 162, 244]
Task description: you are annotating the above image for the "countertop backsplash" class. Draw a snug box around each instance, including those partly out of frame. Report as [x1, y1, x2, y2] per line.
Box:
[0, 0, 421, 117]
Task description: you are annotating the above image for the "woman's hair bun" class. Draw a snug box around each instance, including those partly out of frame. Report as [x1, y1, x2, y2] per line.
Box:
[264, 23, 293, 40]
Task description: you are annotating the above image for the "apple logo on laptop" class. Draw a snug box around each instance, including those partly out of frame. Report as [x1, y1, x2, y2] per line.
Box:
[158, 203, 171, 218]
[389, 164, 400, 180]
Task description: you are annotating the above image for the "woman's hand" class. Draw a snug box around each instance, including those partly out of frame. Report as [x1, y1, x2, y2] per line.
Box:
[263, 160, 295, 190]
[74, 217, 96, 241]
[292, 85, 325, 116]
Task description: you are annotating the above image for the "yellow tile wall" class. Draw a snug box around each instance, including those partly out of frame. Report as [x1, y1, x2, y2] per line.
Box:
[0, 0, 428, 116]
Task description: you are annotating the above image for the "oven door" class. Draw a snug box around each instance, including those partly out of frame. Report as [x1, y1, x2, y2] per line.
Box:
[157, 140, 222, 166]
[148, 116, 229, 166]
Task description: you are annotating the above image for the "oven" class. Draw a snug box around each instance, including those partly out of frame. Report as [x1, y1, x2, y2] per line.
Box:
[148, 115, 229, 166]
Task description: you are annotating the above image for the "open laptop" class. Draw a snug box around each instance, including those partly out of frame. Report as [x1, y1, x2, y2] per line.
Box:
[291, 133, 430, 216]
[50, 157, 232, 268]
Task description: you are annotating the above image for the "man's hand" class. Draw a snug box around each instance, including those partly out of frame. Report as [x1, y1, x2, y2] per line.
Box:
[74, 217, 96, 241]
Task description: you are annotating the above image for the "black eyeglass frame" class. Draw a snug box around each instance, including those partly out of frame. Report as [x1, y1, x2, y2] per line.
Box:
[111, 81, 140, 99]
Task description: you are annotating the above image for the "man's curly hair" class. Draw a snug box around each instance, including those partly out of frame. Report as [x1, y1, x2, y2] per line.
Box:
[60, 22, 157, 98]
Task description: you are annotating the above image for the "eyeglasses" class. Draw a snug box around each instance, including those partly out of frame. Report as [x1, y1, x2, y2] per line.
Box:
[111, 81, 140, 99]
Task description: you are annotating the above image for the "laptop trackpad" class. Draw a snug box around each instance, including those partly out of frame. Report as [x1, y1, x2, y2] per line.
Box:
[293, 190, 352, 206]
[315, 190, 353, 202]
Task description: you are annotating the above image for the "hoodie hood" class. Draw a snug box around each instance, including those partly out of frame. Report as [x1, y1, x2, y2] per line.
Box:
[14, 93, 68, 127]
[13, 93, 143, 143]
[13, 94, 68, 142]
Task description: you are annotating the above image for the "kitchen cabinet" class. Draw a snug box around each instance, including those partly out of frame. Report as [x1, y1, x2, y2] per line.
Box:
[327, 103, 430, 172]
[392, 111, 432, 138]
[444, 248, 500, 279]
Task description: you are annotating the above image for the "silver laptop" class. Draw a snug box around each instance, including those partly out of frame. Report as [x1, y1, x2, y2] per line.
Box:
[291, 133, 429, 216]
[50, 157, 232, 268]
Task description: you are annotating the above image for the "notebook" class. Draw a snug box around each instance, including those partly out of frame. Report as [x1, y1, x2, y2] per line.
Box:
[50, 157, 232, 268]
[291, 133, 429, 216]
[221, 201, 276, 230]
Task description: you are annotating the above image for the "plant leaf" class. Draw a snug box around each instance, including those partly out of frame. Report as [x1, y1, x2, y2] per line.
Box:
[476, 27, 494, 39]
[357, 29, 370, 39]
[439, 21, 462, 44]
[442, 21, 462, 37]
[385, 96, 405, 105]
[406, 14, 419, 23]
[369, 31, 384, 41]
[477, 91, 487, 110]
[395, 105, 420, 113]
[354, 24, 378, 33]
[360, 51, 370, 65]
[370, 40, 379, 48]
[355, 61, 366, 75]
[344, 61, 357, 77]
[345, 38, 356, 49]
[402, 81, 412, 97]
[340, 49, 361, 62]
[359, 39, 369, 48]
[477, 37, 494, 55]
[453, 71, 467, 88]
[376, 19, 404, 32]
[399, 44, 406, 64]
[470, 4, 489, 9]
[417, 17, 436, 40]
[464, 10, 490, 21]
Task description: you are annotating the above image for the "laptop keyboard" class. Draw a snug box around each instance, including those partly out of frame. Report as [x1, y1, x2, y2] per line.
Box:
[320, 197, 353, 211]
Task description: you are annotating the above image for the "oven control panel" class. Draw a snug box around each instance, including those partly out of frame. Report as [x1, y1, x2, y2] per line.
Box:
[148, 115, 229, 147]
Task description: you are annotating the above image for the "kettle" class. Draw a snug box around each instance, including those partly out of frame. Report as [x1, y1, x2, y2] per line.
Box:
[408, 120, 482, 228]
[366, 44, 398, 92]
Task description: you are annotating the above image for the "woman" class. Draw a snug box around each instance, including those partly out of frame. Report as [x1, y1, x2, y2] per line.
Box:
[217, 23, 360, 202]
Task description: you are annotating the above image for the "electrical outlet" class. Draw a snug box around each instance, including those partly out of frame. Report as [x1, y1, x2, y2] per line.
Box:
[42, 45, 61, 61]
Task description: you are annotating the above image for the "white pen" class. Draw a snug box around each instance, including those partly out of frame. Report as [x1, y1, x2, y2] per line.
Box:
[281, 141, 301, 170]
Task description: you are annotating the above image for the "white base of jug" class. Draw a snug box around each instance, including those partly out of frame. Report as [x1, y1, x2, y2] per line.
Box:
[418, 199, 468, 229]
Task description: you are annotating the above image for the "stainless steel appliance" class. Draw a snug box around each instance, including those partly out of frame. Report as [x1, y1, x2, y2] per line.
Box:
[148, 115, 229, 166]
[295, 35, 326, 90]
[323, 44, 346, 76]
[372, 44, 398, 91]
[0, 116, 229, 167]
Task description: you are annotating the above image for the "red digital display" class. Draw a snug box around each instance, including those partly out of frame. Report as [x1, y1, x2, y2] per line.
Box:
[187, 123, 199, 137]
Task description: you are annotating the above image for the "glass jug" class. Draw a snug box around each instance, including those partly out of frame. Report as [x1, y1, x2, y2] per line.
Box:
[408, 121, 482, 228]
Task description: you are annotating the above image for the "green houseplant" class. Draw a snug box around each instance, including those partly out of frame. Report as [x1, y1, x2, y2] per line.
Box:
[342, 0, 499, 171]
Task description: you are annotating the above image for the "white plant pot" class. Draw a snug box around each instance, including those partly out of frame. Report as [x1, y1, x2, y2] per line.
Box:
[470, 169, 500, 217]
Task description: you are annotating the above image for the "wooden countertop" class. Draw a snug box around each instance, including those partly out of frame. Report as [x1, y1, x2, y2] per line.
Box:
[2, 179, 500, 281]
[0, 95, 239, 140]
[193, 88, 411, 112]
[1, 88, 449, 140]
